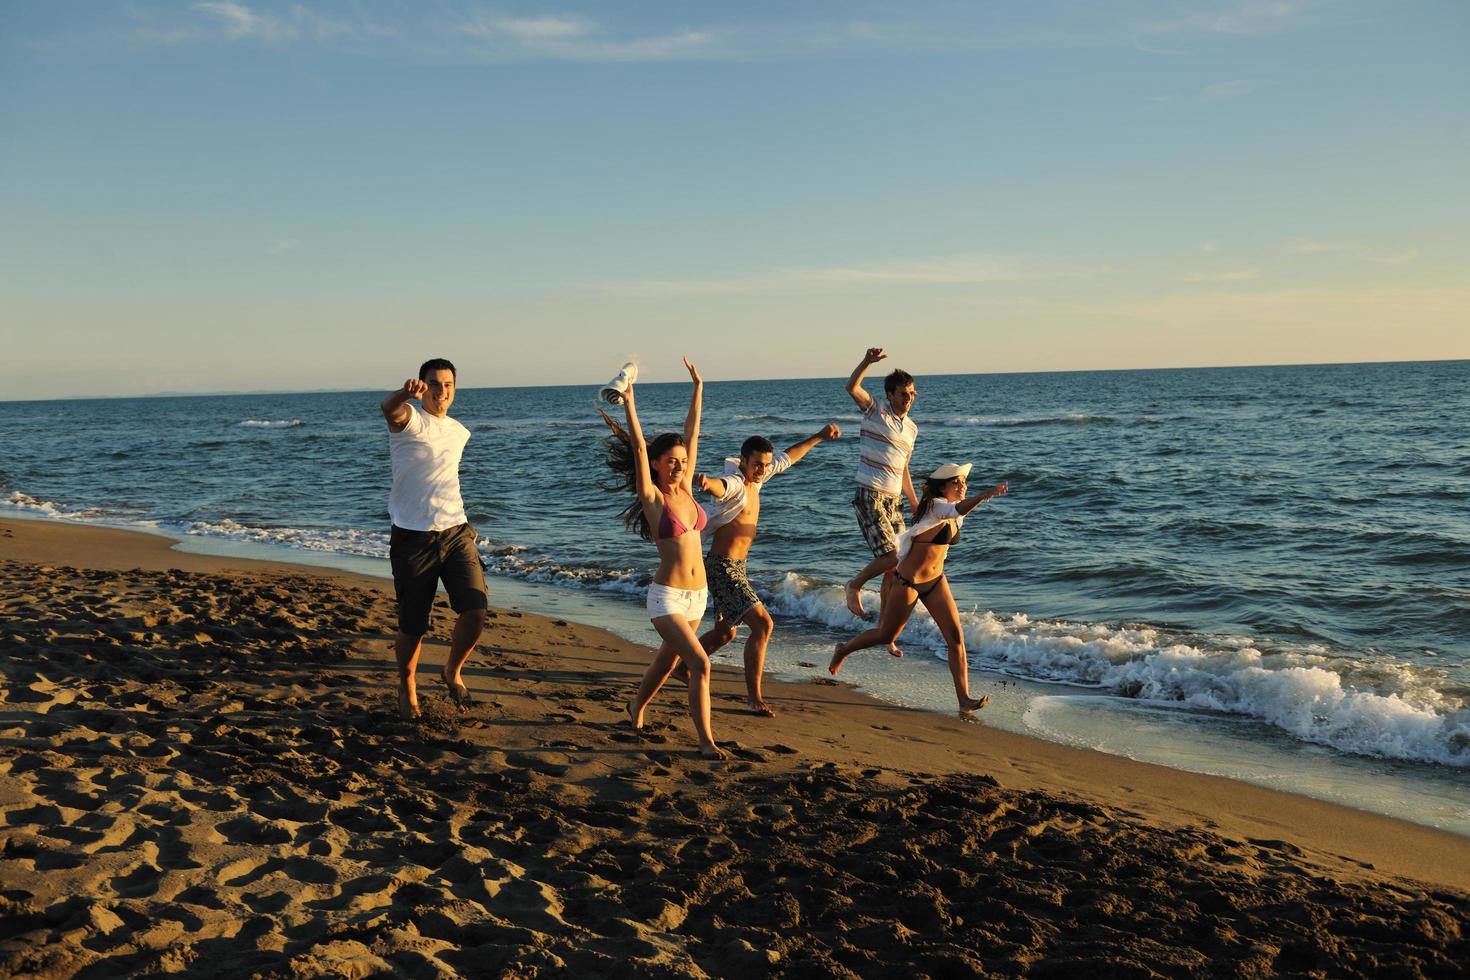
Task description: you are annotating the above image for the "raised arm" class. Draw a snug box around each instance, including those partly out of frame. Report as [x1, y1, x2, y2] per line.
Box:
[620, 385, 659, 509]
[783, 423, 842, 467]
[381, 378, 426, 432]
[956, 481, 1008, 517]
[844, 348, 886, 412]
[681, 357, 702, 492]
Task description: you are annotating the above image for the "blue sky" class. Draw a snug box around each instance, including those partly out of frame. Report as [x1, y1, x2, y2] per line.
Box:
[2, 1, 1466, 398]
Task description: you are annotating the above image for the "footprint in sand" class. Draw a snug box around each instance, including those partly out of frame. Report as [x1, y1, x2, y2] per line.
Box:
[110, 862, 165, 899]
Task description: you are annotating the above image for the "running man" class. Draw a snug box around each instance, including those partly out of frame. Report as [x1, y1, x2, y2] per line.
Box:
[695, 424, 842, 716]
[842, 347, 919, 618]
[380, 358, 489, 720]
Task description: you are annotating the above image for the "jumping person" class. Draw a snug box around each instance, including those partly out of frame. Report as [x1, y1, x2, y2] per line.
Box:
[600, 359, 726, 759]
[842, 347, 919, 619]
[381, 358, 490, 721]
[830, 463, 1007, 716]
[695, 423, 842, 717]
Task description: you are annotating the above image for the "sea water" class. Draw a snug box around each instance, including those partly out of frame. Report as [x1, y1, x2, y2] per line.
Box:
[3, 362, 1467, 832]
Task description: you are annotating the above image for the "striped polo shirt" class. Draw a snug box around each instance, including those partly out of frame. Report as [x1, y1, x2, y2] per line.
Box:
[855, 398, 917, 495]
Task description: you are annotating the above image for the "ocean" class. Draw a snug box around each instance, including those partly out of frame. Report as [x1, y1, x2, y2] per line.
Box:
[4, 361, 1467, 832]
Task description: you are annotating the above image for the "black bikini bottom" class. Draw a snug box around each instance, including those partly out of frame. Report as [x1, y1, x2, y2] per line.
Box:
[893, 570, 944, 598]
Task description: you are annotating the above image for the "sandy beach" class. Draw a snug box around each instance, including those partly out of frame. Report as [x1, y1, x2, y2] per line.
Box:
[1, 517, 1466, 977]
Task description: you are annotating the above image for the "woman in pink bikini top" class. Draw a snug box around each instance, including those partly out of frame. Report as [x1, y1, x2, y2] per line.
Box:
[599, 358, 724, 760]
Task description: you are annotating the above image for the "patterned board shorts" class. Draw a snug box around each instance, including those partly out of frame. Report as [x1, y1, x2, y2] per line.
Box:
[705, 555, 762, 624]
[852, 486, 906, 557]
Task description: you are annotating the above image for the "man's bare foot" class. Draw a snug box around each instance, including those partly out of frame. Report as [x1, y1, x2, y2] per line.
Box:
[397, 684, 421, 721]
[959, 694, 990, 715]
[437, 672, 472, 711]
[746, 700, 776, 718]
[829, 643, 849, 676]
[887, 642, 904, 658]
[626, 699, 644, 730]
[844, 582, 865, 618]
[699, 742, 727, 760]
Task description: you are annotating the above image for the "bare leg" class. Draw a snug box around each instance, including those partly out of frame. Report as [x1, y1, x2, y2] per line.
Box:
[739, 605, 775, 716]
[677, 618, 737, 685]
[845, 550, 898, 617]
[654, 614, 724, 758]
[628, 641, 680, 728]
[830, 573, 916, 675]
[438, 608, 488, 710]
[920, 578, 989, 715]
[698, 617, 738, 658]
[394, 631, 424, 720]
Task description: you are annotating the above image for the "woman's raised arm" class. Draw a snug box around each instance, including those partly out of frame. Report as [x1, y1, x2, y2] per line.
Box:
[681, 357, 702, 492]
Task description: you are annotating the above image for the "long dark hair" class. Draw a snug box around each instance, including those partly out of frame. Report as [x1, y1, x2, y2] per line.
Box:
[601, 426, 684, 541]
[913, 476, 949, 523]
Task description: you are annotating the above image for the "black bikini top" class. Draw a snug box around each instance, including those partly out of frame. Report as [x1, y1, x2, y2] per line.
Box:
[926, 521, 960, 546]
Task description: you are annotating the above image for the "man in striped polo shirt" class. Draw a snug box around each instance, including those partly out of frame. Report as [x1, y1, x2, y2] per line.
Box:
[843, 347, 919, 618]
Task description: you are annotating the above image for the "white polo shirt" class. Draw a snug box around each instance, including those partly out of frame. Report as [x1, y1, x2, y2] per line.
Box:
[388, 403, 470, 531]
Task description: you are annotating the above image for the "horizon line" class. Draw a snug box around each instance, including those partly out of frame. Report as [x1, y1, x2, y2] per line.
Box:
[3, 355, 1466, 404]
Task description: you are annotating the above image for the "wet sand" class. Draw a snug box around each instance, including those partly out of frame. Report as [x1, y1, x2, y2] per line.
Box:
[2, 518, 1466, 977]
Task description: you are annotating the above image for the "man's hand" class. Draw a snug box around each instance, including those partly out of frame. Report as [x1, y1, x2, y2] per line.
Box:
[863, 347, 887, 365]
[683, 357, 702, 384]
[402, 378, 428, 400]
[821, 423, 841, 440]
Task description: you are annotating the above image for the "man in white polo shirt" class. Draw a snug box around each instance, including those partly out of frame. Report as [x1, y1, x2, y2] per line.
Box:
[842, 347, 919, 618]
[380, 358, 489, 720]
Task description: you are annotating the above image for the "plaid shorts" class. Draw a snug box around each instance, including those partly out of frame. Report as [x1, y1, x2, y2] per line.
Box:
[705, 555, 761, 624]
[852, 486, 905, 557]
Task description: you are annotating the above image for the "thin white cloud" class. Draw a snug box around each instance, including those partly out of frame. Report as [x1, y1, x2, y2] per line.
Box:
[1203, 78, 1257, 101]
[195, 2, 295, 42]
[268, 238, 300, 255]
[123, 2, 390, 47]
[456, 13, 714, 62]
[1136, 0, 1322, 51]
[1213, 0, 1318, 36]
[1200, 242, 1219, 253]
[594, 255, 1083, 296]
[1364, 248, 1420, 265]
[1292, 238, 1346, 253]
[1175, 268, 1262, 283]
[459, 16, 592, 42]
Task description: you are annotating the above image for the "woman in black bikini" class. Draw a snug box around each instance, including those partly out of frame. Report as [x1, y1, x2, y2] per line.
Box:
[829, 463, 1007, 715]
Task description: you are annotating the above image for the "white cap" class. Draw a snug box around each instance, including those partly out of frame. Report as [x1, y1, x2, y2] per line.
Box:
[929, 462, 972, 481]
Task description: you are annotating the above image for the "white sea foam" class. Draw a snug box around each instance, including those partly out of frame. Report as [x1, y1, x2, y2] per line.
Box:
[166, 518, 390, 558]
[757, 572, 1469, 768]
[238, 419, 305, 428]
[3, 490, 110, 519]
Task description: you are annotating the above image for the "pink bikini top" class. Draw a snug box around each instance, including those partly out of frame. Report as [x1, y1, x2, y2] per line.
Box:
[656, 488, 708, 540]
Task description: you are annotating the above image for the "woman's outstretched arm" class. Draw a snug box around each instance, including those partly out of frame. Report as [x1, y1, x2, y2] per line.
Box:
[956, 481, 1008, 517]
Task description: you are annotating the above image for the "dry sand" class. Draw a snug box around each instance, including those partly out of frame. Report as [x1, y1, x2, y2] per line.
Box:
[1, 518, 1466, 977]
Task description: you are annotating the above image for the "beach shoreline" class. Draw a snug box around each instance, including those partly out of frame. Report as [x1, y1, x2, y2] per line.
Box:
[3, 517, 1467, 975]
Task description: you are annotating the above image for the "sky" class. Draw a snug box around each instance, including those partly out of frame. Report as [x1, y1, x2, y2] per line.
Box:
[2, 1, 1467, 399]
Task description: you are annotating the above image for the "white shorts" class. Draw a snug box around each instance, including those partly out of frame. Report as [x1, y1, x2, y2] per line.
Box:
[646, 583, 708, 621]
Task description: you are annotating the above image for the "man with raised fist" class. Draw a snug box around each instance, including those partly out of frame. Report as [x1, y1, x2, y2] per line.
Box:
[380, 358, 488, 720]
